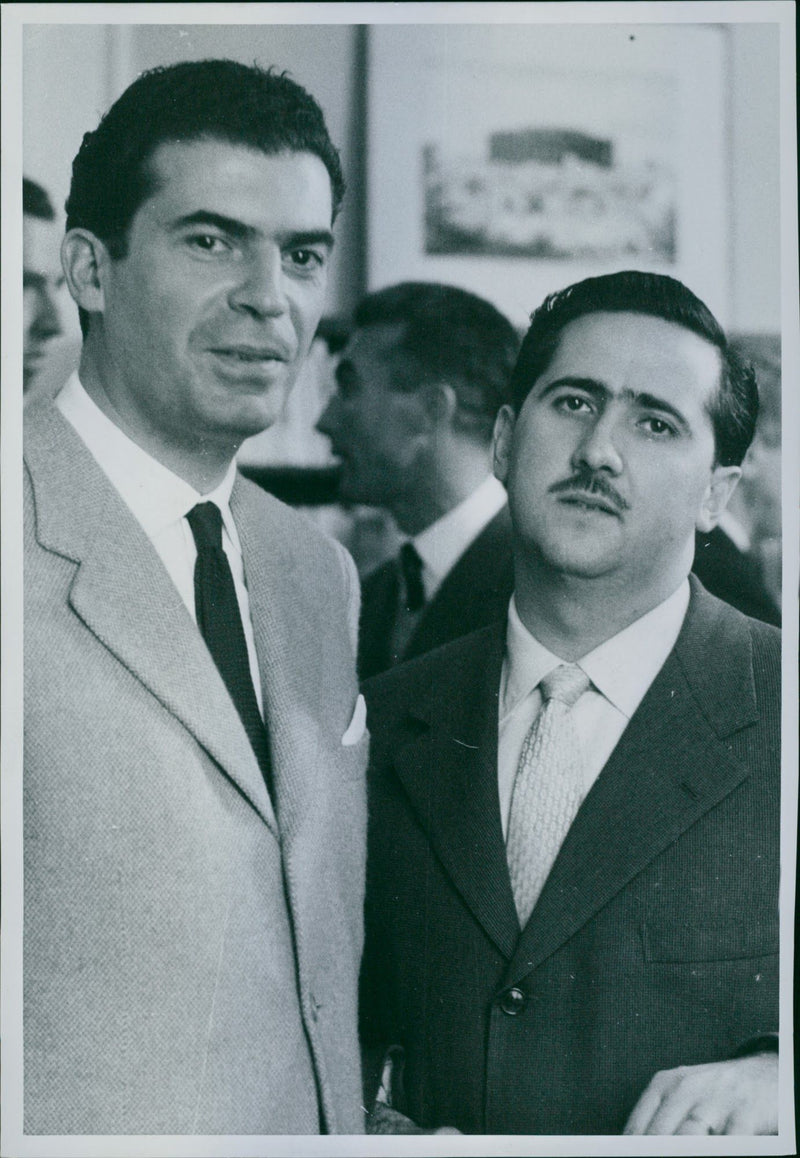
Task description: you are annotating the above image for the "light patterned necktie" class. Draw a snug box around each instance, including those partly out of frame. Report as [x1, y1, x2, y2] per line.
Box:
[506, 663, 591, 928]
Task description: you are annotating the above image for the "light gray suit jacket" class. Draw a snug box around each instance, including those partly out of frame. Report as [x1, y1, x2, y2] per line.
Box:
[23, 399, 368, 1135]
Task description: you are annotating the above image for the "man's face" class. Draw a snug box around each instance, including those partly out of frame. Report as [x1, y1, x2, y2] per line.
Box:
[316, 322, 429, 508]
[494, 311, 740, 594]
[23, 213, 65, 390]
[86, 139, 333, 454]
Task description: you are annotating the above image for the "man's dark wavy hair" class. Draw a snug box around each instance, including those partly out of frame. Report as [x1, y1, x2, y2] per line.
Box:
[24, 176, 55, 221]
[352, 282, 520, 442]
[66, 58, 344, 247]
[510, 271, 759, 467]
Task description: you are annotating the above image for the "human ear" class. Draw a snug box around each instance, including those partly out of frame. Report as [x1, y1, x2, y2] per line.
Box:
[696, 464, 742, 533]
[492, 404, 516, 485]
[418, 380, 457, 429]
[61, 229, 109, 316]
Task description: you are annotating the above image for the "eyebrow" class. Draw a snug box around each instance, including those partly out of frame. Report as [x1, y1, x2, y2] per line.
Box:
[539, 376, 691, 432]
[171, 211, 335, 251]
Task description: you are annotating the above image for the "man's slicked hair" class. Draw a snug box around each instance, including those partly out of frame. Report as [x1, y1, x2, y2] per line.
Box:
[353, 282, 520, 442]
[24, 177, 55, 221]
[510, 271, 759, 468]
[66, 58, 345, 257]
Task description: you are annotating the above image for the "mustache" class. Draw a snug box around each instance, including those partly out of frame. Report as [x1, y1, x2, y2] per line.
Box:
[549, 468, 629, 513]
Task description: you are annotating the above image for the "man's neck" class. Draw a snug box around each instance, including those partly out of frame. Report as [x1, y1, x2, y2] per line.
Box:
[392, 442, 493, 535]
[78, 351, 236, 493]
[512, 553, 693, 661]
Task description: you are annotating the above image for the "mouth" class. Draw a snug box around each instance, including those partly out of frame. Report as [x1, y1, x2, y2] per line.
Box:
[209, 345, 289, 365]
[557, 491, 623, 517]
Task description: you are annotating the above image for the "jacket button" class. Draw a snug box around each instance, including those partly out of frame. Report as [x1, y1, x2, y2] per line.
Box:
[499, 987, 526, 1015]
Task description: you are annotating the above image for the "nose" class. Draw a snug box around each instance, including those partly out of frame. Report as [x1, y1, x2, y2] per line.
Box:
[316, 394, 341, 439]
[228, 250, 289, 319]
[572, 412, 624, 476]
[32, 284, 62, 341]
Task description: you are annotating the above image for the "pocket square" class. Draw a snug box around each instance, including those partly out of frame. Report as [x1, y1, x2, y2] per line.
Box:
[342, 694, 367, 746]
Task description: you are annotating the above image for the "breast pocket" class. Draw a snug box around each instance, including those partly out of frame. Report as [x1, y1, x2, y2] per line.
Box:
[641, 917, 779, 963]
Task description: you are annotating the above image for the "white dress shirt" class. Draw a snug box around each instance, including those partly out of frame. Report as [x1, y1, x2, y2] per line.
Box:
[390, 473, 507, 657]
[56, 372, 264, 714]
[413, 473, 507, 601]
[498, 581, 690, 840]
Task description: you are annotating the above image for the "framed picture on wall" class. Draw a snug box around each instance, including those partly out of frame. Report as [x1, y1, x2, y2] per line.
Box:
[367, 22, 730, 328]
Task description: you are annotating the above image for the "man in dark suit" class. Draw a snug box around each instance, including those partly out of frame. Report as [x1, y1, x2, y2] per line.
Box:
[24, 60, 367, 1137]
[361, 271, 780, 1136]
[316, 282, 519, 677]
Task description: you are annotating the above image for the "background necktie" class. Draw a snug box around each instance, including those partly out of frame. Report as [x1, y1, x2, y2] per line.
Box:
[506, 663, 591, 927]
[398, 542, 425, 613]
[187, 502, 274, 801]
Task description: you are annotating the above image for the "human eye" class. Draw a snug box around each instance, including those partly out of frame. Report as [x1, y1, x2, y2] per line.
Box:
[639, 415, 678, 438]
[553, 392, 593, 415]
[185, 232, 232, 256]
[285, 246, 327, 274]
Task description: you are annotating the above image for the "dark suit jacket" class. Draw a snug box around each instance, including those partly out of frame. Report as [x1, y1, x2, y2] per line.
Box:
[361, 580, 780, 1134]
[694, 526, 780, 626]
[358, 507, 514, 679]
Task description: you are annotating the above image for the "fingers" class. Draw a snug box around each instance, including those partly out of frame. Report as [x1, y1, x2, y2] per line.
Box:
[623, 1055, 778, 1135]
[624, 1066, 707, 1136]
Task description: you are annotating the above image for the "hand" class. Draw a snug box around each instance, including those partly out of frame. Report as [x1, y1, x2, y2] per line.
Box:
[366, 1046, 461, 1135]
[623, 1053, 778, 1135]
[367, 1102, 461, 1135]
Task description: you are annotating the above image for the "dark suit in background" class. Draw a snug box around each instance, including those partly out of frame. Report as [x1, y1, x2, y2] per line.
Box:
[358, 506, 514, 678]
[694, 526, 780, 625]
[361, 583, 779, 1133]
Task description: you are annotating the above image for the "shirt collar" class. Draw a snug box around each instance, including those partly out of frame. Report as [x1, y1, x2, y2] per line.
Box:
[413, 474, 507, 597]
[55, 371, 239, 541]
[502, 580, 690, 721]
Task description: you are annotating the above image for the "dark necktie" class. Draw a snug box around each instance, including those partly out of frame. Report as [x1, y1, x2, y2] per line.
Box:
[186, 502, 274, 802]
[398, 542, 425, 613]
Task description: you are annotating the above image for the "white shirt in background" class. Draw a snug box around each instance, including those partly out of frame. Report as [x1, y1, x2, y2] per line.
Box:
[412, 473, 507, 601]
[390, 473, 507, 657]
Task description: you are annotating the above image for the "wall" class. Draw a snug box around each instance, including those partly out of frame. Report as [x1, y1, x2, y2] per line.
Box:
[22, 18, 782, 330]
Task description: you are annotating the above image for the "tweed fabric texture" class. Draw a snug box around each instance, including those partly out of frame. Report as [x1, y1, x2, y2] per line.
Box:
[506, 664, 590, 926]
[24, 398, 368, 1136]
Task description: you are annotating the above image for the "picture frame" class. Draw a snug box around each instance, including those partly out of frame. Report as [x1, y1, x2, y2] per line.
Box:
[367, 22, 730, 328]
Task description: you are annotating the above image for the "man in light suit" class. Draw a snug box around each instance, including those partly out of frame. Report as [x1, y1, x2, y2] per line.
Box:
[25, 60, 367, 1136]
[361, 271, 780, 1135]
[316, 282, 519, 678]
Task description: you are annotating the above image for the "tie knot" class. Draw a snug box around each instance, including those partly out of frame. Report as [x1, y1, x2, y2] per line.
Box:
[187, 501, 224, 554]
[399, 542, 425, 613]
[540, 663, 590, 708]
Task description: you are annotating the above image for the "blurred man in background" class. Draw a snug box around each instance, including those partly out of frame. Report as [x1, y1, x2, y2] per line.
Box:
[317, 281, 520, 678]
[23, 176, 64, 392]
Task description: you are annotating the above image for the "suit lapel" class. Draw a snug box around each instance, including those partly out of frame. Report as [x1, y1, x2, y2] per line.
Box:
[504, 583, 759, 985]
[359, 560, 399, 678]
[391, 626, 521, 959]
[26, 402, 276, 833]
[231, 478, 326, 843]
